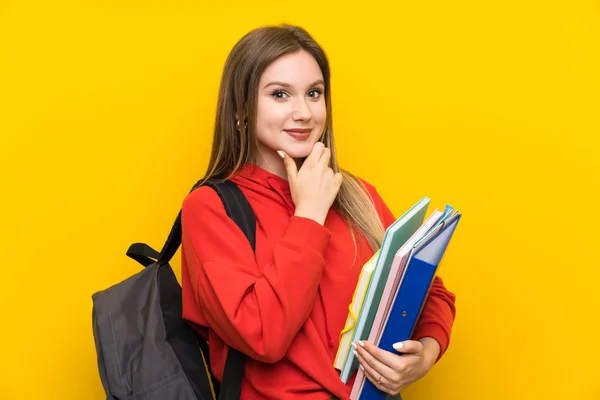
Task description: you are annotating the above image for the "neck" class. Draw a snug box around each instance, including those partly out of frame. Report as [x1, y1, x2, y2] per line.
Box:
[255, 150, 302, 181]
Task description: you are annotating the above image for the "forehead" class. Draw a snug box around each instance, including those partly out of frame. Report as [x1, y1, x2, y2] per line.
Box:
[259, 50, 324, 86]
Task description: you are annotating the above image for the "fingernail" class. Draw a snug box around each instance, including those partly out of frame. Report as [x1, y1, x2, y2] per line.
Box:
[353, 350, 358, 358]
[358, 341, 365, 347]
[277, 150, 285, 159]
[359, 365, 365, 371]
[393, 342, 404, 350]
[351, 342, 357, 350]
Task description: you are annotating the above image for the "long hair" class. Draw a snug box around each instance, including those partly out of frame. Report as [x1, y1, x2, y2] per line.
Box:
[201, 24, 385, 252]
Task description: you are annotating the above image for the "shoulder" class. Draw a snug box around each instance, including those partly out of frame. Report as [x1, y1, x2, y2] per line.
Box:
[182, 185, 228, 221]
[357, 177, 378, 197]
[359, 178, 388, 212]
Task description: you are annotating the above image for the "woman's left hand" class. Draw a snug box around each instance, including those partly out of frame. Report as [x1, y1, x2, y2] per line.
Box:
[353, 338, 440, 396]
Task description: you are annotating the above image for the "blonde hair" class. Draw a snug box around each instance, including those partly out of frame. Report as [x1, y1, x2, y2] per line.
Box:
[202, 24, 385, 253]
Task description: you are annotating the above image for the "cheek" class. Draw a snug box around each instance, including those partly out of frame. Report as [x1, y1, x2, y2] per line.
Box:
[256, 101, 288, 134]
[312, 102, 327, 126]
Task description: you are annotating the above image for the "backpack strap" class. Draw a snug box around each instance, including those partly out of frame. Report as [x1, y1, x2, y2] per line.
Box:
[125, 243, 160, 267]
[204, 181, 253, 400]
[203, 180, 252, 400]
[126, 179, 254, 400]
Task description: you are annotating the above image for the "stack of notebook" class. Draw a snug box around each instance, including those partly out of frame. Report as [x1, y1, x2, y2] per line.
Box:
[333, 197, 461, 400]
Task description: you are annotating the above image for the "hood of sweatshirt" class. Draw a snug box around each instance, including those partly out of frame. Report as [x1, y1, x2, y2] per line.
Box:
[232, 163, 295, 215]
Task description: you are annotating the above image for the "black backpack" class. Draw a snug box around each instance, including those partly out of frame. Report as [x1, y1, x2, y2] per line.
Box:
[91, 180, 254, 400]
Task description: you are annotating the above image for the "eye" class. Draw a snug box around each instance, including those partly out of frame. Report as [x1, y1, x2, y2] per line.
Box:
[308, 88, 323, 99]
[271, 90, 289, 100]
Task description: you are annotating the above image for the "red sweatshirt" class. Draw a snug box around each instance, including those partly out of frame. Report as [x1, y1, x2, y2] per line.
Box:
[180, 164, 456, 400]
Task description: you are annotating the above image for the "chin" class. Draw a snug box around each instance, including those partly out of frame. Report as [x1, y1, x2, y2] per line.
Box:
[280, 135, 322, 159]
[282, 144, 314, 159]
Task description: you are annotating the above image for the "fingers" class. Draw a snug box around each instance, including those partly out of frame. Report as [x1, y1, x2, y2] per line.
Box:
[317, 146, 331, 170]
[327, 168, 343, 190]
[361, 363, 397, 395]
[277, 150, 297, 181]
[357, 340, 406, 371]
[392, 340, 423, 355]
[334, 171, 343, 187]
[278, 142, 343, 189]
[304, 141, 325, 167]
[353, 341, 396, 389]
[317, 146, 342, 188]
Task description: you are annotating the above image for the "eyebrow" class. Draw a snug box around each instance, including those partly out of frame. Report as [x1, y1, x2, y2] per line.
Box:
[263, 80, 325, 89]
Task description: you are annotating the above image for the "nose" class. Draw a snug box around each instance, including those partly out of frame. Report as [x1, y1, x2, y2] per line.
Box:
[291, 97, 312, 122]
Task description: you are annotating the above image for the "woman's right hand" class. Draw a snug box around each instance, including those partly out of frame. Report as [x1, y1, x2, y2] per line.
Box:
[278, 142, 343, 225]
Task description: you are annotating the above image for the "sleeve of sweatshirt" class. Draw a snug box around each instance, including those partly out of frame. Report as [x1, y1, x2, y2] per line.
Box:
[180, 186, 330, 364]
[361, 180, 457, 361]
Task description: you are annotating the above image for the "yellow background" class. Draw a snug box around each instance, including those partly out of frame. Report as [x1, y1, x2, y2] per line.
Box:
[1, 0, 599, 399]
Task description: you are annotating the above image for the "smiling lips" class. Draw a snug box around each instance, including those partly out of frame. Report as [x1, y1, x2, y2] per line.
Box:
[284, 128, 312, 140]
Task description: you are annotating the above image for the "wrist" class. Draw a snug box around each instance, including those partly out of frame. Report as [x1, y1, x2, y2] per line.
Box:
[294, 207, 326, 225]
[418, 337, 441, 367]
